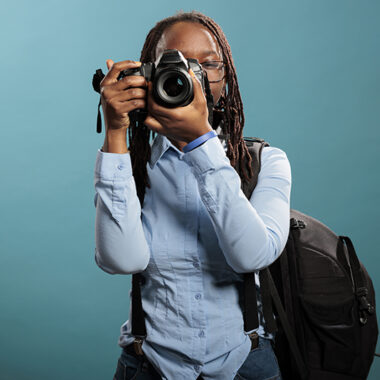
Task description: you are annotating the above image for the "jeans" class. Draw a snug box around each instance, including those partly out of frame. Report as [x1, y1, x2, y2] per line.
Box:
[113, 337, 282, 380]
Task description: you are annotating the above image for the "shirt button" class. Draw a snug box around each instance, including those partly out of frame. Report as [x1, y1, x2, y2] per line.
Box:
[195, 293, 202, 300]
[198, 330, 205, 338]
[117, 164, 124, 170]
[194, 365, 200, 371]
[193, 261, 200, 269]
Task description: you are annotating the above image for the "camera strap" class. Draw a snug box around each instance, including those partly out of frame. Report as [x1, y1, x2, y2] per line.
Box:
[92, 69, 105, 134]
[203, 72, 214, 127]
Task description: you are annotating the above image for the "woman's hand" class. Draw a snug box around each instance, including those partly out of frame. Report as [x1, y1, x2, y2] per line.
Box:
[144, 69, 213, 143]
[99, 59, 148, 153]
[100, 59, 148, 132]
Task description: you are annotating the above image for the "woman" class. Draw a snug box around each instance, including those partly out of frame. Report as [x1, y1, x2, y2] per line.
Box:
[94, 10, 291, 380]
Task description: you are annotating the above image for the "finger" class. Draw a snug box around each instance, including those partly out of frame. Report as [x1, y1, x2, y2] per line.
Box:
[117, 98, 147, 114]
[112, 87, 146, 103]
[106, 59, 114, 71]
[112, 75, 148, 91]
[102, 76, 147, 100]
[189, 69, 206, 103]
[101, 60, 142, 86]
[144, 115, 165, 133]
[102, 87, 147, 111]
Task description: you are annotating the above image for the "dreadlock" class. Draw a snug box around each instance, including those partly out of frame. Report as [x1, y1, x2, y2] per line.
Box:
[128, 10, 253, 205]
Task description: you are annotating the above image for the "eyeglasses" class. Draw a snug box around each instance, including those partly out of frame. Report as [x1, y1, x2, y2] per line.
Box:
[199, 60, 226, 83]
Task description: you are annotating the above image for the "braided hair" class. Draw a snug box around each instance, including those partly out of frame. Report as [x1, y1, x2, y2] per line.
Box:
[128, 10, 253, 205]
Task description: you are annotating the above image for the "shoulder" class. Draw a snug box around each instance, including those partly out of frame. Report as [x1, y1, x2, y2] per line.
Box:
[258, 145, 292, 184]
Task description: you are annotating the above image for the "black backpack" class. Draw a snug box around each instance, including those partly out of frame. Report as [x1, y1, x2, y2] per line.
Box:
[239, 137, 379, 380]
[130, 136, 379, 380]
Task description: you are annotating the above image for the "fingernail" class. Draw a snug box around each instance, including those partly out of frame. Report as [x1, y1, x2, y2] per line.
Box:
[135, 61, 142, 66]
[189, 69, 195, 78]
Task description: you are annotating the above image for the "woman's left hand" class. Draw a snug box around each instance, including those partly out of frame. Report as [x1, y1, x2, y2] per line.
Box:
[144, 69, 213, 143]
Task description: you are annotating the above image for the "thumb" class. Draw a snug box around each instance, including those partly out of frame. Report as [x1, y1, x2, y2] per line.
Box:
[189, 69, 205, 101]
[106, 59, 114, 71]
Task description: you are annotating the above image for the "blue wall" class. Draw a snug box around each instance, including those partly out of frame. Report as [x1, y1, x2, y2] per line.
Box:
[1, 0, 379, 378]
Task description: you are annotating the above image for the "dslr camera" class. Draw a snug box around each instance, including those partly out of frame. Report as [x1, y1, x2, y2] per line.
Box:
[117, 49, 207, 123]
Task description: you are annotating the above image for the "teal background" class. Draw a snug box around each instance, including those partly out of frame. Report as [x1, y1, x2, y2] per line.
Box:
[1, 0, 379, 379]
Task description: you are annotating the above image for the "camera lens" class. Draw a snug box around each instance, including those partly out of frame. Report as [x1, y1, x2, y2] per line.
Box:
[153, 69, 193, 108]
[163, 75, 184, 97]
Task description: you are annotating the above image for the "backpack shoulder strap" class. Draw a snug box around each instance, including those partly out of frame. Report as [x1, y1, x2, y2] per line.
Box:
[242, 137, 279, 334]
[241, 137, 270, 200]
[240, 137, 271, 334]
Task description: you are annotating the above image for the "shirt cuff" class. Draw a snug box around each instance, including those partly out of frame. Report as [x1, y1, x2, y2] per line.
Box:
[183, 134, 230, 174]
[182, 130, 218, 153]
[95, 148, 132, 181]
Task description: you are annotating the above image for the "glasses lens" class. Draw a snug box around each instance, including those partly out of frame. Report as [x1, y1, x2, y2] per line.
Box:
[201, 61, 224, 82]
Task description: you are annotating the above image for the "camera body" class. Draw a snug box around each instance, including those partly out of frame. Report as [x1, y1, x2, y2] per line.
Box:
[117, 49, 206, 123]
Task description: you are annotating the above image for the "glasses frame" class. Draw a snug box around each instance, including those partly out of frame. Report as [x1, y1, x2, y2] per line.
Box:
[199, 60, 226, 83]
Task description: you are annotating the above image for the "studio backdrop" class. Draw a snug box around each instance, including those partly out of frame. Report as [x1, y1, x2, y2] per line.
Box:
[1, 1, 379, 379]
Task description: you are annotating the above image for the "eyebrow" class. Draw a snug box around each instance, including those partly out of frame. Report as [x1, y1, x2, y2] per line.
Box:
[181, 49, 220, 58]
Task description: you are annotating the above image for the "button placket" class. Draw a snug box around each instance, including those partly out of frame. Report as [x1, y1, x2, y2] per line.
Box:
[182, 155, 207, 362]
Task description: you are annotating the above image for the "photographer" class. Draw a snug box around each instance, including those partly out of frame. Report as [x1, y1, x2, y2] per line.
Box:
[94, 10, 291, 380]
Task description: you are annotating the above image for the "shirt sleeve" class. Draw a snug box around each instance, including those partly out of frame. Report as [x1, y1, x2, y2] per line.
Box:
[182, 137, 291, 273]
[94, 149, 150, 275]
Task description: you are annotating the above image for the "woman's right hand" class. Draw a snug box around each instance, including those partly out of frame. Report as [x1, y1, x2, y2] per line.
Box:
[100, 59, 148, 152]
[100, 59, 148, 131]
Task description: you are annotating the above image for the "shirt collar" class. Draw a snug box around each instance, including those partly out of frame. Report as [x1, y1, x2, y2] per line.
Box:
[149, 133, 179, 169]
[149, 123, 227, 169]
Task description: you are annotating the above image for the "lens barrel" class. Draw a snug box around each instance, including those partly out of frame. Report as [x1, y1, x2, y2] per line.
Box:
[153, 68, 194, 108]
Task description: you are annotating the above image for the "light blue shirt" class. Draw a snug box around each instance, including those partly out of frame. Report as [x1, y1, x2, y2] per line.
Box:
[94, 132, 292, 380]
